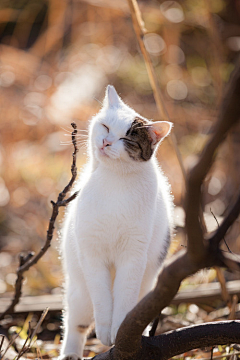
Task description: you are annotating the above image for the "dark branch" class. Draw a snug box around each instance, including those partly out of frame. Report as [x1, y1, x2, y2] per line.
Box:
[210, 209, 232, 253]
[0, 123, 79, 321]
[185, 56, 240, 262]
[114, 250, 205, 358]
[93, 321, 240, 360]
[140, 320, 240, 360]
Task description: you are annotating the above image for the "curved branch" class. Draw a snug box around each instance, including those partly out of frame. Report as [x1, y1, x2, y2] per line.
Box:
[186, 56, 240, 262]
[114, 250, 217, 358]
[93, 321, 240, 360]
[141, 320, 240, 360]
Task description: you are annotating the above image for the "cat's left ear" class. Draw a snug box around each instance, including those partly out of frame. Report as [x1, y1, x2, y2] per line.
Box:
[150, 121, 173, 144]
[105, 85, 121, 107]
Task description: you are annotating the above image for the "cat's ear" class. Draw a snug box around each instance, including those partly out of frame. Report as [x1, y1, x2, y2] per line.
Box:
[104, 85, 121, 107]
[149, 121, 173, 144]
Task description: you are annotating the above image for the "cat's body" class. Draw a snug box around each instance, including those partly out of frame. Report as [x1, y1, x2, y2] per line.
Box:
[60, 86, 174, 360]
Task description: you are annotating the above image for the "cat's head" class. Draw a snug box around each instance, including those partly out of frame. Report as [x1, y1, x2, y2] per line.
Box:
[89, 85, 172, 169]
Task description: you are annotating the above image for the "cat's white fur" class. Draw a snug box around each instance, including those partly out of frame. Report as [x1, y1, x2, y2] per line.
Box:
[60, 86, 174, 360]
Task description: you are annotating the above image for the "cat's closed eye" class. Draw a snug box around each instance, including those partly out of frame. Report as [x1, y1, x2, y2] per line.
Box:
[102, 124, 109, 132]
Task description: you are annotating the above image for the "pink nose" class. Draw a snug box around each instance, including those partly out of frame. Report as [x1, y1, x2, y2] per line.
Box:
[103, 138, 112, 147]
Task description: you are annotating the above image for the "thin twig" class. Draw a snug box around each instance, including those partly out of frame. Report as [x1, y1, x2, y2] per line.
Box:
[210, 208, 232, 253]
[29, 307, 49, 343]
[127, 0, 187, 184]
[211, 346, 214, 360]
[210, 191, 240, 248]
[15, 309, 49, 360]
[0, 336, 4, 356]
[0, 123, 79, 321]
[0, 331, 21, 360]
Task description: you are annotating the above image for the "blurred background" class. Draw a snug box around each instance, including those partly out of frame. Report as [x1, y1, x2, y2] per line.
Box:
[0, 0, 240, 300]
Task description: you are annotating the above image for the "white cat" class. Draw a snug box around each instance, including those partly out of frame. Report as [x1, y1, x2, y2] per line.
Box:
[60, 85, 174, 360]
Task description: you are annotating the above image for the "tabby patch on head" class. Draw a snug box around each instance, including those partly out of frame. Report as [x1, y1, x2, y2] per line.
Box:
[122, 117, 153, 161]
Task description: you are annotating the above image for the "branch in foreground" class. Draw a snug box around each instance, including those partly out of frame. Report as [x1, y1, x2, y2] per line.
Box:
[92, 321, 240, 360]
[0, 123, 79, 321]
[140, 320, 240, 360]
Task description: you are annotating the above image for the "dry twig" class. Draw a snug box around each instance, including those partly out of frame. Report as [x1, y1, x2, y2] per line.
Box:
[0, 123, 79, 321]
[127, 0, 187, 183]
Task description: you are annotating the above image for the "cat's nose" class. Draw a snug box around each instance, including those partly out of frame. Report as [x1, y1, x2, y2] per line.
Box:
[103, 138, 112, 147]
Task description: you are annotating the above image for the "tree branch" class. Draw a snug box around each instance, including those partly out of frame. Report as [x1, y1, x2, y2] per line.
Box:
[127, 0, 187, 184]
[0, 123, 79, 321]
[140, 320, 240, 360]
[114, 250, 215, 359]
[93, 321, 240, 360]
[185, 56, 240, 262]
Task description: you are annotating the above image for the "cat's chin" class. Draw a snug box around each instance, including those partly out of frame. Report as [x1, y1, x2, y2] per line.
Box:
[98, 147, 109, 157]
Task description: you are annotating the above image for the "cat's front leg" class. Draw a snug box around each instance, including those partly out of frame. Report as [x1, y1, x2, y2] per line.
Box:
[82, 256, 113, 346]
[111, 253, 147, 344]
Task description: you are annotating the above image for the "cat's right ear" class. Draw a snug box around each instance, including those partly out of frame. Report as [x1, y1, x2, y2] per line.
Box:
[104, 85, 121, 107]
[150, 121, 173, 145]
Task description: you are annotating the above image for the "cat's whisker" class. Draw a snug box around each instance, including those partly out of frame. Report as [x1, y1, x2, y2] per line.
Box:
[76, 141, 88, 146]
[60, 142, 73, 146]
[61, 126, 88, 134]
[94, 97, 103, 106]
[61, 126, 77, 134]
[61, 138, 87, 143]
[60, 140, 88, 147]
[76, 142, 88, 150]
[64, 134, 88, 138]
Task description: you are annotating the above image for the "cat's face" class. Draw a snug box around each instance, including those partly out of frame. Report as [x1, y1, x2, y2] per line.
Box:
[89, 86, 172, 167]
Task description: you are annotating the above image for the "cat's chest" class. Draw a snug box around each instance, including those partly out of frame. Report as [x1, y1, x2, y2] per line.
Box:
[81, 174, 142, 217]
[76, 169, 157, 237]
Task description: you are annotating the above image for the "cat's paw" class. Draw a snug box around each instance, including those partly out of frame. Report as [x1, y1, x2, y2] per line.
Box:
[59, 353, 81, 360]
[96, 324, 112, 346]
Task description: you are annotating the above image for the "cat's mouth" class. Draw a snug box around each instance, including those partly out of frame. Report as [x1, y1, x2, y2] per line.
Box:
[99, 147, 109, 157]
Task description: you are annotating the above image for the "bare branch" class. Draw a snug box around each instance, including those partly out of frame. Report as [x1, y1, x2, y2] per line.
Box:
[114, 250, 204, 358]
[210, 209, 232, 253]
[127, 0, 187, 183]
[140, 320, 240, 360]
[185, 57, 240, 262]
[92, 321, 240, 360]
[0, 123, 79, 321]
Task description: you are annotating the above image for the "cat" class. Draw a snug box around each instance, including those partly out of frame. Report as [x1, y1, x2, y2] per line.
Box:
[60, 85, 174, 360]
